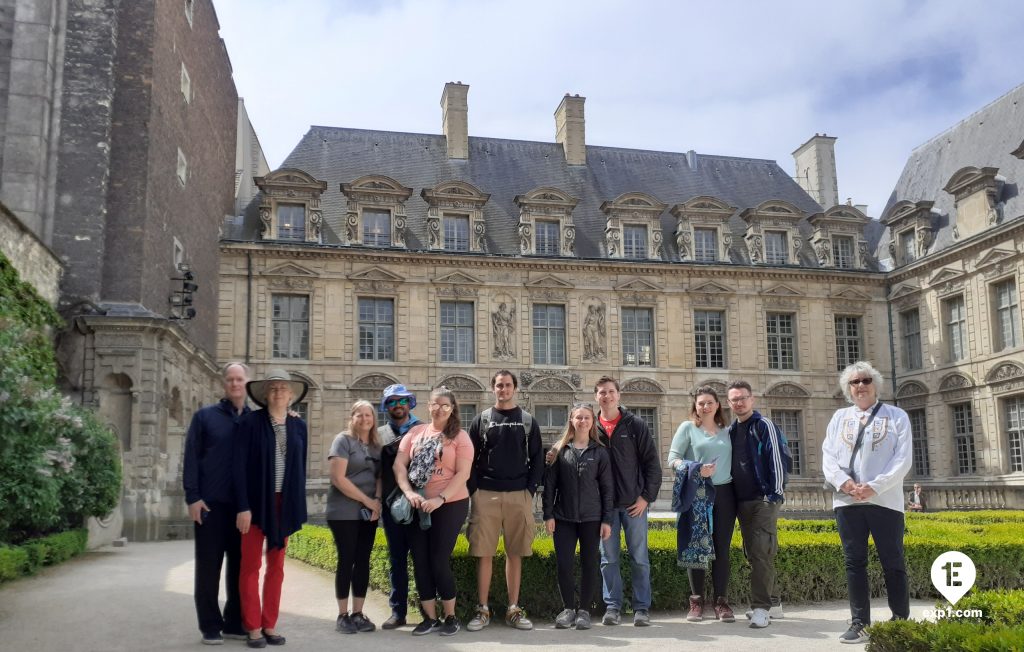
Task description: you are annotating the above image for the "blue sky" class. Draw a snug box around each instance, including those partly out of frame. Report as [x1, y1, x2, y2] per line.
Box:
[213, 0, 1024, 217]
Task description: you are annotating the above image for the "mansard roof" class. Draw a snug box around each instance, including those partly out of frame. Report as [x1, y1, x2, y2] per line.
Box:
[231, 127, 828, 262]
[878, 83, 1024, 261]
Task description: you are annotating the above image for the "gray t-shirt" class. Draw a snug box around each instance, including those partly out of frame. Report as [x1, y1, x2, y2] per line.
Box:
[326, 433, 382, 521]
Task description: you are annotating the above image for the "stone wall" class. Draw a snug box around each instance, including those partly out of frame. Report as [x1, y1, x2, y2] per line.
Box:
[0, 201, 62, 303]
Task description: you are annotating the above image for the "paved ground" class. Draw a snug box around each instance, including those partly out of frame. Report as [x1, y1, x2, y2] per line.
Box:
[0, 540, 934, 651]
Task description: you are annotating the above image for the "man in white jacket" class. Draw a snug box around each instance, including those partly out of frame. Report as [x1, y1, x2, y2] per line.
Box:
[822, 361, 912, 645]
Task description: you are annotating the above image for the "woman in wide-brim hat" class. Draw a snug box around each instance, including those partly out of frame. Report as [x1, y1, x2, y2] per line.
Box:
[234, 368, 309, 648]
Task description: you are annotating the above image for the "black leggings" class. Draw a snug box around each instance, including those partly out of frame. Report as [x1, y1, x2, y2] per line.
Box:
[553, 520, 601, 611]
[409, 498, 469, 602]
[688, 481, 736, 599]
[328, 519, 377, 601]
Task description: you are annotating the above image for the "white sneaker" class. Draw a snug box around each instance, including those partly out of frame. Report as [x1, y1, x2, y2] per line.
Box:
[745, 602, 784, 619]
[467, 604, 491, 631]
[748, 608, 770, 629]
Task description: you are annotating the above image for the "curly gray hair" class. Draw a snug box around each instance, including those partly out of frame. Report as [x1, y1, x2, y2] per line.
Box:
[839, 361, 884, 403]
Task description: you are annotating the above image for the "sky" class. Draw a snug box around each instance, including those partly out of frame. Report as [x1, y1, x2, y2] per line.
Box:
[213, 0, 1024, 218]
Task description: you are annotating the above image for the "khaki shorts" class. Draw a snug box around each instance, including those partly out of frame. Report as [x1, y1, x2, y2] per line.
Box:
[467, 488, 536, 557]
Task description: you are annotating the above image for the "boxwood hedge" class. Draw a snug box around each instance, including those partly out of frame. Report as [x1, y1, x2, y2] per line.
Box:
[0, 529, 88, 583]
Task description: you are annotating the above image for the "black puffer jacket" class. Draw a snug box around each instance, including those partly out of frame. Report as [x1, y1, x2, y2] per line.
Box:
[542, 441, 614, 524]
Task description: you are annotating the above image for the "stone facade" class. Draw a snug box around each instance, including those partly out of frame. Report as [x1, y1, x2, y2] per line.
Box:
[0, 200, 62, 304]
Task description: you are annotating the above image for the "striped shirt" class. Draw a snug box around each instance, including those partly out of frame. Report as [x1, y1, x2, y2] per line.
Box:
[271, 418, 287, 493]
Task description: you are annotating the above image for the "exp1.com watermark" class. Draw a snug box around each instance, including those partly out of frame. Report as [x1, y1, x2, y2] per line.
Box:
[922, 551, 984, 620]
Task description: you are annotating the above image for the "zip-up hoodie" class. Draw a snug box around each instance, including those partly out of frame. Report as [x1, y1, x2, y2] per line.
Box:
[727, 410, 786, 503]
[542, 440, 614, 524]
[596, 407, 663, 507]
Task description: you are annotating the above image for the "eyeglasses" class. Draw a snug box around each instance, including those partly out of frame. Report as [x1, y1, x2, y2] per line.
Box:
[428, 402, 453, 411]
[727, 395, 752, 404]
[386, 397, 410, 407]
[848, 378, 874, 387]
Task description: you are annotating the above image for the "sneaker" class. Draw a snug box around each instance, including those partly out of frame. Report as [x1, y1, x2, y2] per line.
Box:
[201, 632, 224, 645]
[382, 613, 406, 629]
[745, 602, 784, 620]
[351, 612, 376, 633]
[555, 608, 576, 629]
[505, 605, 533, 630]
[222, 630, 249, 641]
[439, 615, 461, 636]
[336, 614, 357, 634]
[748, 608, 770, 629]
[687, 595, 704, 622]
[466, 604, 491, 631]
[839, 622, 869, 644]
[602, 608, 621, 626]
[714, 597, 735, 623]
[411, 619, 441, 636]
[633, 609, 650, 627]
[575, 610, 591, 630]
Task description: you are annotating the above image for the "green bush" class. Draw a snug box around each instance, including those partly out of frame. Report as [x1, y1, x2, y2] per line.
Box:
[0, 546, 29, 582]
[944, 589, 1024, 626]
[867, 616, 1024, 652]
[0, 529, 88, 584]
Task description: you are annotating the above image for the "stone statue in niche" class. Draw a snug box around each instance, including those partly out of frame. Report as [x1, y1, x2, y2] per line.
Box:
[492, 301, 516, 359]
[583, 303, 607, 361]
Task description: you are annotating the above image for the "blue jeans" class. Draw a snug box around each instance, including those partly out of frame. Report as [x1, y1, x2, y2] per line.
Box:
[600, 507, 652, 611]
[381, 508, 415, 617]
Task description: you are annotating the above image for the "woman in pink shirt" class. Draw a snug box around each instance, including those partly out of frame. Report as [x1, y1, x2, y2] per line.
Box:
[394, 386, 473, 636]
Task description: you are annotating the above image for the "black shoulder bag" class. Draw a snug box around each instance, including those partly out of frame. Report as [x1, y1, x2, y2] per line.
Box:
[826, 402, 883, 494]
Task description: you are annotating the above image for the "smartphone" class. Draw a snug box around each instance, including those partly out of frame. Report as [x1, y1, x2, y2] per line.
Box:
[359, 507, 372, 521]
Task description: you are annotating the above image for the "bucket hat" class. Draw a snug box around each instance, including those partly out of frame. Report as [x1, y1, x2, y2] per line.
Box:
[380, 383, 417, 412]
[246, 368, 309, 409]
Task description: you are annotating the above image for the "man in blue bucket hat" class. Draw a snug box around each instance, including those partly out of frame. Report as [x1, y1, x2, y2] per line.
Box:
[377, 384, 421, 629]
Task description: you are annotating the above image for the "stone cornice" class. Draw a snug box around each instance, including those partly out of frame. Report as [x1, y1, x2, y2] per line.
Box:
[77, 315, 220, 370]
[886, 215, 1024, 284]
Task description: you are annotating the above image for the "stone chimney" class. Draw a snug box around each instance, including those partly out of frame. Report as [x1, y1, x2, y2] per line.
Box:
[792, 133, 839, 208]
[441, 82, 469, 160]
[555, 94, 586, 165]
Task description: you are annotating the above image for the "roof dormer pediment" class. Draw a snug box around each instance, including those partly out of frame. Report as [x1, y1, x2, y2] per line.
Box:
[526, 274, 574, 289]
[882, 199, 934, 227]
[433, 271, 483, 286]
[341, 175, 413, 201]
[670, 195, 736, 220]
[614, 277, 663, 292]
[600, 192, 667, 216]
[263, 262, 318, 277]
[942, 166, 1000, 200]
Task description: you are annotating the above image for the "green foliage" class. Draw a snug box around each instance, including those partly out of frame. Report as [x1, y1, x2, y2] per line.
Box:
[0, 546, 29, 582]
[0, 529, 88, 584]
[867, 615, 1024, 652]
[944, 589, 1024, 626]
[0, 252, 121, 544]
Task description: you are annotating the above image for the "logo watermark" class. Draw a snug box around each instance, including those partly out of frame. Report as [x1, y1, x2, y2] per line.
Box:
[922, 551, 982, 620]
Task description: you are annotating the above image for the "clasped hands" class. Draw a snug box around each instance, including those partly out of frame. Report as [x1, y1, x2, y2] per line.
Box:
[405, 489, 447, 513]
[839, 479, 876, 501]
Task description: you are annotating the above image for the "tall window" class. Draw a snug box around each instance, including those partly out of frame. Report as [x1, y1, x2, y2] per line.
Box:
[832, 235, 855, 269]
[693, 228, 718, 262]
[992, 279, 1021, 351]
[623, 225, 648, 259]
[277, 203, 306, 241]
[943, 295, 966, 361]
[771, 410, 802, 475]
[767, 313, 796, 370]
[459, 403, 477, 429]
[899, 230, 915, 265]
[443, 215, 469, 251]
[362, 209, 391, 246]
[535, 220, 560, 256]
[908, 408, 930, 477]
[532, 304, 566, 365]
[835, 315, 862, 370]
[1006, 396, 1024, 473]
[694, 310, 725, 368]
[440, 301, 474, 363]
[358, 298, 394, 361]
[621, 307, 654, 366]
[535, 405, 569, 430]
[272, 295, 309, 359]
[901, 309, 922, 370]
[765, 231, 789, 264]
[633, 407, 658, 444]
[952, 403, 977, 475]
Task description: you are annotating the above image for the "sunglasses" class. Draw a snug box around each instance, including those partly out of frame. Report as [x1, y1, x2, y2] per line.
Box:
[848, 378, 874, 387]
[386, 397, 411, 407]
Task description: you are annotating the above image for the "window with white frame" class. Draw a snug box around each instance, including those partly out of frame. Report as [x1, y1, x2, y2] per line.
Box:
[443, 215, 469, 252]
[362, 209, 392, 246]
[276, 203, 306, 241]
[901, 309, 922, 370]
[633, 407, 658, 444]
[1005, 396, 1024, 473]
[272, 294, 309, 359]
[621, 307, 654, 366]
[623, 225, 648, 259]
[764, 231, 789, 264]
[835, 315, 862, 371]
[832, 235, 855, 269]
[943, 295, 966, 361]
[532, 304, 566, 365]
[770, 409, 802, 475]
[694, 310, 725, 368]
[459, 403, 477, 429]
[908, 408, 930, 477]
[693, 227, 718, 262]
[898, 229, 916, 265]
[358, 298, 394, 361]
[535, 404, 569, 430]
[952, 403, 977, 475]
[992, 278, 1021, 351]
[440, 301, 474, 363]
[767, 313, 796, 370]
[535, 220, 561, 256]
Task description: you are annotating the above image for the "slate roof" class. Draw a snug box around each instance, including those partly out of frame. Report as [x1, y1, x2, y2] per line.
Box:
[228, 126, 877, 269]
[877, 83, 1024, 263]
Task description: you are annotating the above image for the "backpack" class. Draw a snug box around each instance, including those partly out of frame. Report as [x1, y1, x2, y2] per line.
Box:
[479, 407, 534, 467]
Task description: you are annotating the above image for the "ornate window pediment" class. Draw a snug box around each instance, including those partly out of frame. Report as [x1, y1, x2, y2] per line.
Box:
[739, 200, 805, 265]
[765, 382, 810, 398]
[973, 246, 1019, 279]
[943, 166, 1001, 239]
[421, 180, 490, 253]
[807, 204, 870, 269]
[514, 187, 579, 257]
[986, 361, 1024, 385]
[829, 287, 872, 302]
[621, 377, 665, 394]
[348, 266, 405, 294]
[340, 175, 414, 248]
[928, 265, 968, 295]
[896, 381, 929, 399]
[883, 200, 937, 266]
[939, 372, 975, 392]
[670, 195, 736, 263]
[255, 168, 328, 242]
[600, 192, 668, 260]
[351, 373, 400, 390]
[435, 374, 486, 393]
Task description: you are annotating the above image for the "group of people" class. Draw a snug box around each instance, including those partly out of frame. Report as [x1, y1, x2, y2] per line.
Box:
[183, 359, 913, 647]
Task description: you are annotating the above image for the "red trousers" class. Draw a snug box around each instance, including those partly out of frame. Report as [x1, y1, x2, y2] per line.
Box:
[240, 496, 288, 632]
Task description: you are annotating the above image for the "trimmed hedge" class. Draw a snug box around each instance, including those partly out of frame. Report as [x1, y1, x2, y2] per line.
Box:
[0, 529, 88, 583]
[289, 511, 1024, 618]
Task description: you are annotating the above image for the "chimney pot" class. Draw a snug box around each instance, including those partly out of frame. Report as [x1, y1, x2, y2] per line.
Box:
[441, 82, 469, 160]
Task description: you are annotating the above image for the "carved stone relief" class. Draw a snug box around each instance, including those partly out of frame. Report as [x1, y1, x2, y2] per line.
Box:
[352, 374, 398, 390]
[491, 298, 517, 360]
[582, 299, 607, 362]
[521, 369, 582, 389]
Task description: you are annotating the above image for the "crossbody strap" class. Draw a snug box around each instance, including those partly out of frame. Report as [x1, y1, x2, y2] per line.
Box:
[847, 402, 883, 482]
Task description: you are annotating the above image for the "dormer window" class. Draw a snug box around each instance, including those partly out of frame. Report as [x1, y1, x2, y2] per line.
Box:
[443, 215, 470, 251]
[534, 220, 561, 256]
[942, 166, 1001, 240]
[600, 192, 667, 260]
[883, 200, 935, 267]
[670, 196, 736, 263]
[764, 231, 789, 264]
[514, 187, 579, 257]
[899, 230, 916, 264]
[693, 228, 718, 262]
[808, 204, 870, 269]
[341, 175, 414, 248]
[623, 225, 648, 259]
[254, 168, 328, 243]
[422, 181, 490, 253]
[739, 200, 805, 266]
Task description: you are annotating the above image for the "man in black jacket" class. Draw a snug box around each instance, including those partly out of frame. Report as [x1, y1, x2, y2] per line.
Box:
[466, 370, 544, 632]
[594, 376, 662, 627]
